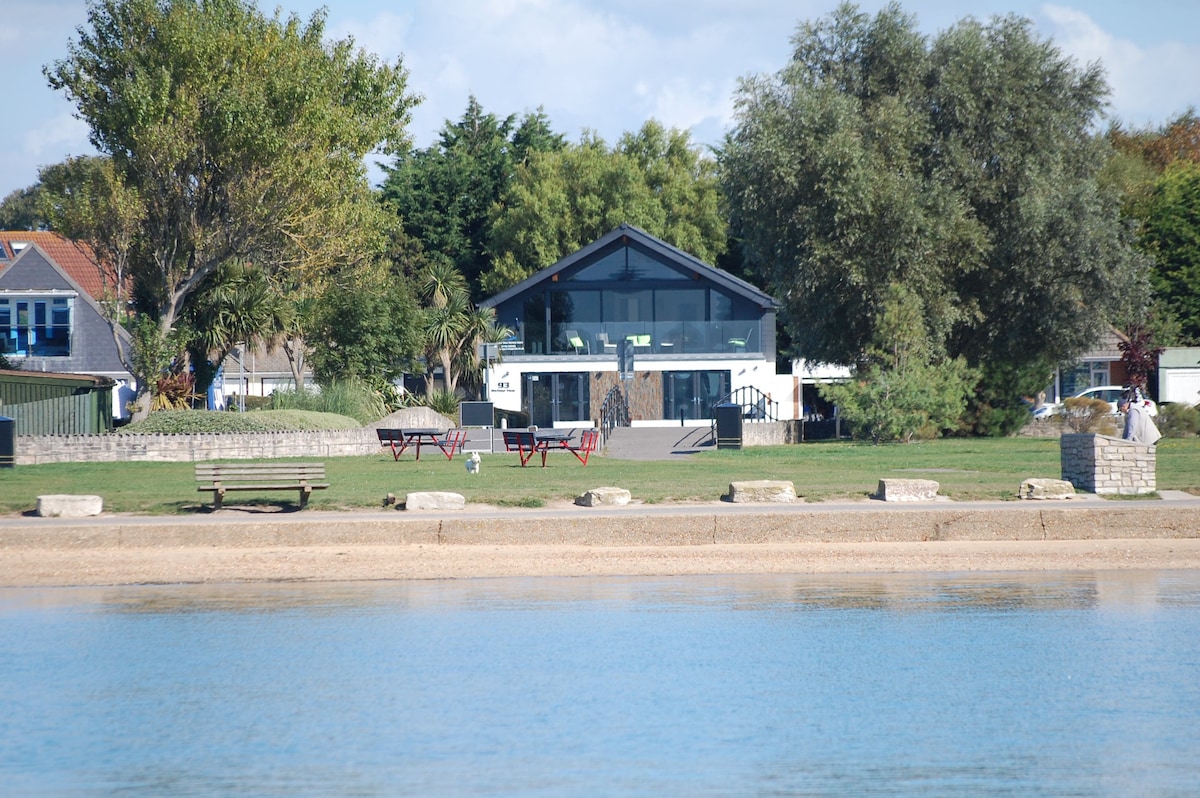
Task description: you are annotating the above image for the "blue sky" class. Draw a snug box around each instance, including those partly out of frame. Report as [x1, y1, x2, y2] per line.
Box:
[3, 0, 1199, 200]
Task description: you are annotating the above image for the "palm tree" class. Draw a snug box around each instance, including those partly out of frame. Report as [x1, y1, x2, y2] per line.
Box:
[186, 259, 293, 397]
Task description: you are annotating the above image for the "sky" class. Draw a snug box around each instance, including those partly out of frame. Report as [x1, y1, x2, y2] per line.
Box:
[3, 0, 1200, 201]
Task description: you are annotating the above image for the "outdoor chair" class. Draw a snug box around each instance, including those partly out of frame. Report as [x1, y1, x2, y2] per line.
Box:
[565, 330, 589, 354]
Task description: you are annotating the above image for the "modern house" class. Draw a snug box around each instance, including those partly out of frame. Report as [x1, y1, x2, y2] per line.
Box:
[0, 232, 135, 420]
[478, 224, 805, 428]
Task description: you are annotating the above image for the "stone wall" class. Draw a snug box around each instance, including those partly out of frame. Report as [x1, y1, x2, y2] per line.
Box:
[14, 429, 378, 465]
[1061, 432, 1157, 495]
[741, 420, 800, 446]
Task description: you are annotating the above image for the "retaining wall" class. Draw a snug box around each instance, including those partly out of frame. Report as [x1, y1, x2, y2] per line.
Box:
[14, 429, 378, 465]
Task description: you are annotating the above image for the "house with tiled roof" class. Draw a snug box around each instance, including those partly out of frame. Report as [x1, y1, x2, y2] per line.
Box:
[0, 232, 135, 416]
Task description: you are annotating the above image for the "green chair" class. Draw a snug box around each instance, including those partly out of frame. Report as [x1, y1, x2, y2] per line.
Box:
[566, 330, 589, 354]
[626, 334, 651, 348]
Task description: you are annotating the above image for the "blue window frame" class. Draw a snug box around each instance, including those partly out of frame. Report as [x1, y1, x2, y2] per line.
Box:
[0, 296, 73, 357]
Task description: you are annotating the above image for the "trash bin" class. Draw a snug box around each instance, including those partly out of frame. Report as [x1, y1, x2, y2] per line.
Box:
[714, 403, 743, 450]
[0, 416, 13, 467]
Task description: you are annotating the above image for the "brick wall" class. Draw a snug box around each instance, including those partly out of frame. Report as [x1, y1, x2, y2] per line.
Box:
[14, 429, 378, 465]
[1060, 432, 1156, 495]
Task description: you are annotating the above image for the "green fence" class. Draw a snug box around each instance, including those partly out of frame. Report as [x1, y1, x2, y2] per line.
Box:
[0, 372, 114, 435]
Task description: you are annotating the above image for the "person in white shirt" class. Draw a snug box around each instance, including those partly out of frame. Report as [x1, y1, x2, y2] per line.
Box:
[1119, 387, 1161, 445]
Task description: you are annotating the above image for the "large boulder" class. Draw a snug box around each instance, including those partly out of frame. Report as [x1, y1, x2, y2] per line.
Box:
[1019, 478, 1077, 500]
[575, 487, 631, 507]
[725, 480, 797, 503]
[37, 494, 103, 518]
[404, 491, 466, 511]
[874, 479, 939, 502]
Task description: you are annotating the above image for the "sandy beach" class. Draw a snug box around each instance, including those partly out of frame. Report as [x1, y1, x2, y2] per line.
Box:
[3, 498, 1200, 586]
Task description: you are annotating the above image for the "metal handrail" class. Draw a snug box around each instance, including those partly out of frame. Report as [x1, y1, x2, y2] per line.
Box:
[598, 385, 631, 444]
[714, 386, 778, 422]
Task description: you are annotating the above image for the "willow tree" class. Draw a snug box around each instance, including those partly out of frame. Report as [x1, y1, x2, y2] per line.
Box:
[721, 2, 1149, 433]
[45, 0, 418, 417]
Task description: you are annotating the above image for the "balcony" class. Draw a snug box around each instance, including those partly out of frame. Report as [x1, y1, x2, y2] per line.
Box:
[504, 320, 762, 357]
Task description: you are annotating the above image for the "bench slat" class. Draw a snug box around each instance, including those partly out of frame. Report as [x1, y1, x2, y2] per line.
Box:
[194, 462, 328, 509]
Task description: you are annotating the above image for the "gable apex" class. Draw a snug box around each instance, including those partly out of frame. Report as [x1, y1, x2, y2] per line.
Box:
[480, 224, 778, 310]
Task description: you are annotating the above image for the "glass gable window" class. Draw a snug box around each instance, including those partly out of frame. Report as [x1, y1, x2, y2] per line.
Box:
[0, 295, 73, 357]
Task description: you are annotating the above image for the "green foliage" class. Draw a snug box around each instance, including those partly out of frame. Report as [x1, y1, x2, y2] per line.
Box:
[379, 98, 566, 299]
[1157, 402, 1200, 437]
[305, 275, 423, 391]
[821, 358, 976, 443]
[482, 121, 727, 294]
[421, 388, 461, 417]
[1062, 397, 1120, 435]
[1141, 162, 1200, 343]
[0, 185, 47, 230]
[45, 0, 418, 417]
[118, 409, 360, 433]
[267, 380, 390, 425]
[721, 3, 1149, 384]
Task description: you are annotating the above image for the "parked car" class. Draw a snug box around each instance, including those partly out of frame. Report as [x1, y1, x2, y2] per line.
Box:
[1033, 385, 1157, 419]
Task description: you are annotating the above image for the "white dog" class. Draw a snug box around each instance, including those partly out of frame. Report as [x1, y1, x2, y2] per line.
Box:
[465, 451, 481, 474]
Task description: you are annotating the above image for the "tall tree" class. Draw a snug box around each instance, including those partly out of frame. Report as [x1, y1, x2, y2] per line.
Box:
[721, 2, 1148, 432]
[1141, 162, 1200, 344]
[45, 0, 417, 418]
[483, 122, 726, 294]
[380, 98, 565, 299]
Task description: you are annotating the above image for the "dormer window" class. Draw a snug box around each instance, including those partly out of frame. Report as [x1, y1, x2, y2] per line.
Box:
[0, 293, 75, 357]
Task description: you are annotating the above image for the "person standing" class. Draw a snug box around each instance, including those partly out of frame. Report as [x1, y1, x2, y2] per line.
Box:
[1120, 387, 1161, 445]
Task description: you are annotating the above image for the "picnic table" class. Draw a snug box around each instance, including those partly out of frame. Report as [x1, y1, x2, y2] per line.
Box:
[502, 428, 599, 467]
[376, 428, 465, 461]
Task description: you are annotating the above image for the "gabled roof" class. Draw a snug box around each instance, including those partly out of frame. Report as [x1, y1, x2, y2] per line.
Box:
[0, 231, 112, 300]
[479, 224, 779, 310]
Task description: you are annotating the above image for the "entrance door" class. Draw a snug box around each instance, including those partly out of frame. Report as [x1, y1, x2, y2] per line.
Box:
[524, 373, 590, 427]
[663, 370, 729, 421]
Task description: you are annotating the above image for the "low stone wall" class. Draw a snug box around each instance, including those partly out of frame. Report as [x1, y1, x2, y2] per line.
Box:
[1061, 432, 1156, 495]
[14, 429, 379, 465]
[741, 420, 800, 447]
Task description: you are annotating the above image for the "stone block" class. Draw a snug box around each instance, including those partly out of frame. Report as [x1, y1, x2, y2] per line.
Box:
[726, 480, 797, 503]
[874, 479, 939, 502]
[1019, 478, 1077, 500]
[36, 494, 103, 518]
[575, 487, 632, 507]
[404, 491, 466, 511]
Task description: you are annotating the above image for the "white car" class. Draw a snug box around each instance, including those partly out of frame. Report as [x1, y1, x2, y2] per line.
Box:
[1033, 385, 1157, 419]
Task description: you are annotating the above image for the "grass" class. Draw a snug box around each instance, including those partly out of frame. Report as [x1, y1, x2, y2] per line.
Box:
[3, 437, 1199, 516]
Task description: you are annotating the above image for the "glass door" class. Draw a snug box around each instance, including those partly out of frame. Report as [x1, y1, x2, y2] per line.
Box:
[524, 373, 590, 427]
[663, 370, 729, 421]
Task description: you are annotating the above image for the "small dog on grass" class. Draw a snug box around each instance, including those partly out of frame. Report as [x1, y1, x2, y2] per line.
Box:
[465, 451, 481, 474]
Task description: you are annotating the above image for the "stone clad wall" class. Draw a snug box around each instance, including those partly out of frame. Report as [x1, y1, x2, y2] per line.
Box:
[1061, 432, 1157, 495]
[15, 429, 378, 465]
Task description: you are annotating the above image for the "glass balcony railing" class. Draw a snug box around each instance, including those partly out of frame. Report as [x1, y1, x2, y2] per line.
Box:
[503, 321, 762, 356]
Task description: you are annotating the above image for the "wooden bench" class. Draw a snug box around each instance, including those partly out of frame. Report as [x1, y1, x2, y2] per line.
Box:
[195, 462, 329, 510]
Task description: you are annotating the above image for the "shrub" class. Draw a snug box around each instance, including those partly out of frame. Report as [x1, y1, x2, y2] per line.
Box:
[119, 409, 361, 433]
[1157, 402, 1200, 437]
[1062, 397, 1119, 434]
[267, 379, 389, 424]
[422, 389, 460, 418]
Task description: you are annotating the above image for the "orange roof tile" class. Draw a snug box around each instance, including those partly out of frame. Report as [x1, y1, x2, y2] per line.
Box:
[0, 231, 115, 300]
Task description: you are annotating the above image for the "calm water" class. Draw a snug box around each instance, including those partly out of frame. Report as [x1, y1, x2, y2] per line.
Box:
[2, 571, 1200, 797]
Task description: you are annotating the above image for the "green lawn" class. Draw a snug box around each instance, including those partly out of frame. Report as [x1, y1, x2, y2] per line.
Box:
[3, 437, 1199, 515]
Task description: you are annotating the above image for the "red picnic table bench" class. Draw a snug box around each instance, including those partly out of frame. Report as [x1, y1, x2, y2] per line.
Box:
[502, 428, 599, 467]
[376, 428, 466, 461]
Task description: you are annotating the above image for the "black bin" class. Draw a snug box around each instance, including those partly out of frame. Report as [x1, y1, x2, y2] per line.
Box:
[714, 403, 743, 450]
[0, 416, 13, 467]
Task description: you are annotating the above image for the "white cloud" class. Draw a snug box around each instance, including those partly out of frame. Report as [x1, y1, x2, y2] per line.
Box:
[1042, 4, 1200, 125]
[22, 110, 91, 161]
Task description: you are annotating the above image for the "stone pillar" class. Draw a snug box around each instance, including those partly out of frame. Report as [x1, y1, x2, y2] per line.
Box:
[1060, 433, 1156, 495]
